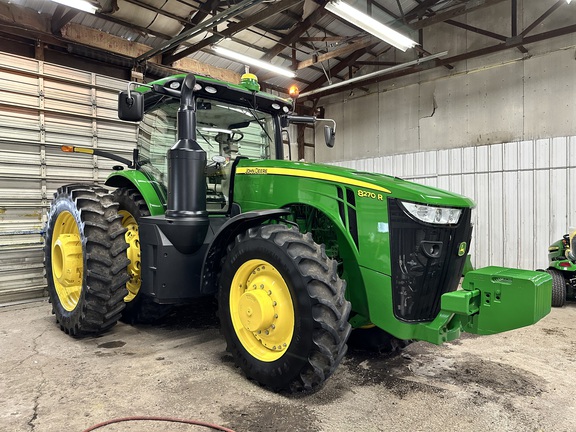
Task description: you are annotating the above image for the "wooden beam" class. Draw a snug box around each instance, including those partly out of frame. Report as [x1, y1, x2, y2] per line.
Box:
[295, 37, 376, 70]
[61, 23, 161, 61]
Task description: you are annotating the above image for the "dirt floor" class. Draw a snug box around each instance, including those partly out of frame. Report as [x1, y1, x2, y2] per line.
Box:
[1, 299, 575, 432]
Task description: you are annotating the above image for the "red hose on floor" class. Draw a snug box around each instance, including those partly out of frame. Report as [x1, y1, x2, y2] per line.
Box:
[81, 415, 236, 432]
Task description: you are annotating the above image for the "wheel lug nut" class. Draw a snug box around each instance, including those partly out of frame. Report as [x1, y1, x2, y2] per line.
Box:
[268, 290, 272, 295]
[260, 284, 264, 288]
[265, 330, 269, 335]
[271, 324, 275, 329]
[274, 314, 278, 319]
[273, 301, 277, 306]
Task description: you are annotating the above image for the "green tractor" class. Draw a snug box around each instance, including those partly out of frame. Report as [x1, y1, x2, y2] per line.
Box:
[545, 232, 576, 307]
[44, 73, 552, 392]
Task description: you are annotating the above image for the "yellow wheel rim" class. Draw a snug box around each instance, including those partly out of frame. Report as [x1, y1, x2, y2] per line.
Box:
[51, 211, 83, 312]
[230, 259, 294, 362]
[119, 210, 141, 303]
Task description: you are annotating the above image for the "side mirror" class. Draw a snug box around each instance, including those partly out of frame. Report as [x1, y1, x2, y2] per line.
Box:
[118, 91, 144, 122]
[324, 125, 336, 148]
[281, 114, 337, 148]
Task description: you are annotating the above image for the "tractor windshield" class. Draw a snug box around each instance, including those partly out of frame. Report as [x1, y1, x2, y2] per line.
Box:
[137, 96, 277, 212]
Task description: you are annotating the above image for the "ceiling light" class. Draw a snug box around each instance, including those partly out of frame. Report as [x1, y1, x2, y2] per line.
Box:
[212, 46, 296, 78]
[325, 0, 417, 52]
[50, 0, 98, 13]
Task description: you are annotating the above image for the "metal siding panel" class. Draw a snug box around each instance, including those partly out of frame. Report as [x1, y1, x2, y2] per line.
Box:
[403, 153, 414, 178]
[476, 145, 489, 173]
[437, 150, 450, 175]
[550, 137, 567, 169]
[473, 172, 489, 267]
[462, 147, 475, 174]
[518, 140, 535, 169]
[550, 168, 568, 247]
[503, 171, 519, 268]
[0, 54, 137, 304]
[534, 169, 551, 269]
[535, 138, 550, 169]
[489, 171, 504, 265]
[503, 141, 518, 171]
[569, 137, 576, 226]
[517, 169, 535, 270]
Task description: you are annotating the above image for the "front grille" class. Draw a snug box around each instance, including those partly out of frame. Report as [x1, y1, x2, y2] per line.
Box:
[388, 198, 473, 322]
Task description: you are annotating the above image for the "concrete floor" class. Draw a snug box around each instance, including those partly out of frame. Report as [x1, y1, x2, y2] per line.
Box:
[1, 299, 575, 432]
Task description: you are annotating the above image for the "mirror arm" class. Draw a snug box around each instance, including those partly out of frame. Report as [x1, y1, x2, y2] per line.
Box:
[125, 81, 152, 101]
[315, 118, 336, 133]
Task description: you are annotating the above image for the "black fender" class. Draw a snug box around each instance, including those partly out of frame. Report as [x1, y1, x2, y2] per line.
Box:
[200, 209, 290, 295]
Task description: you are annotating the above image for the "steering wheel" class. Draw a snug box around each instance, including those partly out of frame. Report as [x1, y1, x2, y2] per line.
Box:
[229, 130, 244, 143]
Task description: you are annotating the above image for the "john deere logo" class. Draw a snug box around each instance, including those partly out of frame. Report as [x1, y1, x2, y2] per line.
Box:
[458, 242, 467, 257]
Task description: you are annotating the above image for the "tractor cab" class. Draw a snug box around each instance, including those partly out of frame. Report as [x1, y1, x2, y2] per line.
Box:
[127, 74, 292, 213]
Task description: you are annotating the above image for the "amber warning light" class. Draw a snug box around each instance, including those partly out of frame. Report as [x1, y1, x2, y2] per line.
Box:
[61, 146, 74, 152]
[289, 85, 299, 98]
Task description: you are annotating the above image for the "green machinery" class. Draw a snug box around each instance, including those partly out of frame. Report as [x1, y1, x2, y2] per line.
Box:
[545, 232, 576, 307]
[44, 73, 551, 392]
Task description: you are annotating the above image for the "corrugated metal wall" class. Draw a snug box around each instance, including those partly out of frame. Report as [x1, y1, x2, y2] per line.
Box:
[0, 52, 136, 304]
[332, 137, 576, 271]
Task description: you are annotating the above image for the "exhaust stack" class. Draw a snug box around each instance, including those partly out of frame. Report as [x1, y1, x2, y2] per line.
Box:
[163, 74, 209, 253]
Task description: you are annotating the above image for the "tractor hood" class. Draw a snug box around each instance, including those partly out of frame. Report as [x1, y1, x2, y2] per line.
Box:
[236, 159, 476, 209]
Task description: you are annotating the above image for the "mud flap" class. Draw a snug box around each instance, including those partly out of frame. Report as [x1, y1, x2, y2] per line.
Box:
[459, 266, 552, 335]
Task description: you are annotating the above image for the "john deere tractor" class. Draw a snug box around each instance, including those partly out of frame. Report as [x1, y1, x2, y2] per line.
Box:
[44, 73, 552, 392]
[545, 231, 576, 307]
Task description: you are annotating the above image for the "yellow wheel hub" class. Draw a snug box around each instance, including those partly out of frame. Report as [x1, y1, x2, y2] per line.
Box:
[51, 211, 83, 312]
[230, 259, 294, 362]
[120, 210, 141, 302]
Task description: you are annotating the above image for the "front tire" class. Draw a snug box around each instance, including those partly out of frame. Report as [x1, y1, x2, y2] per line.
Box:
[219, 225, 351, 393]
[44, 184, 130, 336]
[547, 268, 567, 307]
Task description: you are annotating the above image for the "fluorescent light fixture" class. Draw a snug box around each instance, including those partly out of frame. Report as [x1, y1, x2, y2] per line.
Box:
[212, 46, 296, 78]
[50, 0, 98, 13]
[325, 0, 417, 52]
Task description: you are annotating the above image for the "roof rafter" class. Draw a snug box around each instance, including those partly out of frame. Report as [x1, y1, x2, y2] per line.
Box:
[260, 1, 329, 62]
[164, 0, 304, 64]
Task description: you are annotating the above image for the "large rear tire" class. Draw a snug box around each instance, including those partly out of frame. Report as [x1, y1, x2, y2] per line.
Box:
[113, 187, 173, 324]
[219, 225, 351, 393]
[547, 268, 567, 307]
[44, 184, 130, 336]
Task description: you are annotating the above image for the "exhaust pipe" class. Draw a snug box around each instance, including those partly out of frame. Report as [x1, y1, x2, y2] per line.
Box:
[163, 74, 209, 253]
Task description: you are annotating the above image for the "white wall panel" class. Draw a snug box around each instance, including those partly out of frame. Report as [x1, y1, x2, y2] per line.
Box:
[0, 53, 137, 304]
[332, 136, 576, 270]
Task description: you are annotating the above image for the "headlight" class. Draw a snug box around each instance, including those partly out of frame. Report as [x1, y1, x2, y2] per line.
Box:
[400, 201, 462, 225]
